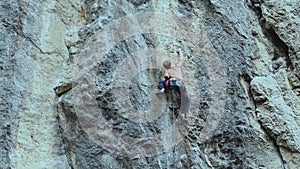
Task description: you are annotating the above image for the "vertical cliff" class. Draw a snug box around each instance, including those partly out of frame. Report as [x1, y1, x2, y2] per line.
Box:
[1, 0, 300, 168]
[1, 1, 84, 168]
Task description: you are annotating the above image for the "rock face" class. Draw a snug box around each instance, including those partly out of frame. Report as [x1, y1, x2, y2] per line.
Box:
[1, 0, 300, 169]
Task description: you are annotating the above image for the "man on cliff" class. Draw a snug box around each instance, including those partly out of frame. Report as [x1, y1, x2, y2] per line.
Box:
[158, 50, 190, 118]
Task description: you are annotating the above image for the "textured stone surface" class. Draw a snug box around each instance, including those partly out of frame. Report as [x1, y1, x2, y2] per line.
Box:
[251, 75, 300, 151]
[262, 0, 300, 71]
[0, 0, 84, 169]
[0, 0, 300, 169]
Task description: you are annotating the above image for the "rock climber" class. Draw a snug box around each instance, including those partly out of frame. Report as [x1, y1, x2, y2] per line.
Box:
[158, 50, 190, 118]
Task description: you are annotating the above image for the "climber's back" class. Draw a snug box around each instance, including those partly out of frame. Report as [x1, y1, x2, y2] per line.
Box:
[162, 50, 184, 80]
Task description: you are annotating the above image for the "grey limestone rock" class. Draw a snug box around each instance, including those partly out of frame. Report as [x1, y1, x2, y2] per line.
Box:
[1, 0, 300, 169]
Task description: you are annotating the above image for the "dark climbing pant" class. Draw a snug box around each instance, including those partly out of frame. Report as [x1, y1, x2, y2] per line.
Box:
[180, 87, 190, 114]
[158, 79, 191, 115]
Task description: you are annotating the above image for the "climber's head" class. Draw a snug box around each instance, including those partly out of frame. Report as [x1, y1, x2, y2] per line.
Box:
[163, 60, 171, 69]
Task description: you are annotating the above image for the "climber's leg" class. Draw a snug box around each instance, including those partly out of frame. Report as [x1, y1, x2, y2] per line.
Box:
[180, 93, 190, 118]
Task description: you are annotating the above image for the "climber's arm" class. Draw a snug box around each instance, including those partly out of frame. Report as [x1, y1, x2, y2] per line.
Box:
[158, 81, 166, 93]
